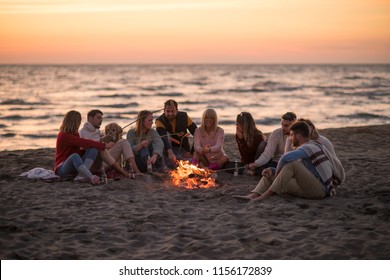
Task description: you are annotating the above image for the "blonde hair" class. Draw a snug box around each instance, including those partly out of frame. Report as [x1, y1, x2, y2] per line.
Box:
[134, 110, 152, 139]
[200, 108, 218, 135]
[236, 112, 264, 147]
[60, 110, 81, 134]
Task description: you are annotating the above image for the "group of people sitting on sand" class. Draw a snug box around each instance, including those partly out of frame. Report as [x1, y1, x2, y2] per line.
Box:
[54, 99, 345, 201]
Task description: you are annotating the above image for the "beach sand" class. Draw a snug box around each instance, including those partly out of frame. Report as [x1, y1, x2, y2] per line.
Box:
[1, 124, 390, 260]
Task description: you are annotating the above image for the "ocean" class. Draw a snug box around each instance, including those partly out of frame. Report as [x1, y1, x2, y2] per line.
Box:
[1, 64, 389, 151]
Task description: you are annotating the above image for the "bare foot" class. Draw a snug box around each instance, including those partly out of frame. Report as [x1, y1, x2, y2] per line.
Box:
[246, 169, 255, 176]
[90, 175, 100, 185]
[233, 193, 259, 200]
[251, 196, 264, 202]
[252, 190, 274, 201]
[122, 171, 131, 177]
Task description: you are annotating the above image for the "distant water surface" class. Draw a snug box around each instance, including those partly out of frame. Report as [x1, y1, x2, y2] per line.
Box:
[0, 64, 389, 151]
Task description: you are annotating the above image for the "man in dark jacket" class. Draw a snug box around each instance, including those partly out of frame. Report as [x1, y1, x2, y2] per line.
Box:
[155, 99, 197, 167]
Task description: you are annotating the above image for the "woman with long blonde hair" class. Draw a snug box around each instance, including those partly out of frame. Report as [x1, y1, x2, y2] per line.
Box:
[55, 110, 107, 185]
[192, 108, 229, 170]
[126, 110, 164, 172]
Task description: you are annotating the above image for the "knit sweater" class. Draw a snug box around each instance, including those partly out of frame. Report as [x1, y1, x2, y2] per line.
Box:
[236, 133, 264, 164]
[126, 128, 164, 157]
[254, 127, 287, 166]
[79, 122, 101, 141]
[300, 140, 345, 196]
[194, 126, 227, 161]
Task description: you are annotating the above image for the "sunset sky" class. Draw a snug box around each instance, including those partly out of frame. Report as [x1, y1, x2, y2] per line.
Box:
[1, 0, 389, 64]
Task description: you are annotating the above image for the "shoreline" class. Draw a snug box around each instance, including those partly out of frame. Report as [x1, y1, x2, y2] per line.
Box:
[1, 124, 390, 259]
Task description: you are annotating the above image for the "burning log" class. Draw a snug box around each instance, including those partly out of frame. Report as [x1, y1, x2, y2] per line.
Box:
[169, 160, 217, 189]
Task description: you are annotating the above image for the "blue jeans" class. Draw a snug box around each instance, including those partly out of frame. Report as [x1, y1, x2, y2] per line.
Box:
[135, 147, 163, 172]
[56, 148, 98, 178]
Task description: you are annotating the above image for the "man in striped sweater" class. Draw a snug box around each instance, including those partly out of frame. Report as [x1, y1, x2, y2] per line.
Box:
[235, 121, 345, 201]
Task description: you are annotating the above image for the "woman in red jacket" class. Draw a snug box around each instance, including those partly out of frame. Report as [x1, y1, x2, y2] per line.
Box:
[54, 110, 107, 185]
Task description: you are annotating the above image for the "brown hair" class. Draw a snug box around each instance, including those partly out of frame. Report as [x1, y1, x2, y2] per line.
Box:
[236, 112, 264, 147]
[290, 121, 310, 138]
[60, 110, 82, 134]
[281, 112, 297, 122]
[164, 99, 178, 109]
[87, 109, 103, 119]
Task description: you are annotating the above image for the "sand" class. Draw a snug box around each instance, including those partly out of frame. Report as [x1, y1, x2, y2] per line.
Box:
[1, 124, 390, 260]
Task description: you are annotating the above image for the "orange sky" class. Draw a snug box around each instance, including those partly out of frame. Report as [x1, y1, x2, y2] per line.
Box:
[0, 0, 389, 64]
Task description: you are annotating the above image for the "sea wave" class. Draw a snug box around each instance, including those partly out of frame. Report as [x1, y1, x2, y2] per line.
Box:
[22, 134, 57, 139]
[98, 102, 139, 108]
[155, 92, 184, 97]
[1, 64, 389, 151]
[0, 99, 50, 106]
[141, 85, 173, 91]
[97, 94, 138, 98]
[337, 113, 390, 120]
[2, 133, 16, 138]
[0, 114, 59, 120]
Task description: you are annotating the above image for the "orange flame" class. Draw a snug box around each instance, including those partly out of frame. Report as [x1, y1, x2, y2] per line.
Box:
[169, 160, 217, 189]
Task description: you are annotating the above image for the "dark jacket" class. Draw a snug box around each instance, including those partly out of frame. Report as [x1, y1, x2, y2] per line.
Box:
[156, 111, 197, 152]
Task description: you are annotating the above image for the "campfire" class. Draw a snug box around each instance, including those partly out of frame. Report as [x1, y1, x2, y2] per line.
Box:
[169, 160, 217, 189]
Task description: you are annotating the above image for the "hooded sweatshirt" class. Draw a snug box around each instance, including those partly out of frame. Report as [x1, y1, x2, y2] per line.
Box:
[80, 122, 100, 141]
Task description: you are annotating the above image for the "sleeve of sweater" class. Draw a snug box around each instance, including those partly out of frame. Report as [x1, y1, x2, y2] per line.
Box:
[193, 128, 203, 153]
[284, 137, 294, 153]
[254, 130, 279, 166]
[151, 129, 164, 156]
[126, 129, 138, 153]
[275, 148, 307, 174]
[210, 128, 224, 153]
[64, 133, 105, 150]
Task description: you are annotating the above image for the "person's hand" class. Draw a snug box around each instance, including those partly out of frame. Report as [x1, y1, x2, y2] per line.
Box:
[141, 140, 149, 148]
[148, 154, 158, 165]
[262, 167, 273, 178]
[105, 141, 115, 149]
[248, 162, 256, 170]
[101, 134, 111, 143]
[167, 149, 177, 163]
[203, 145, 210, 154]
